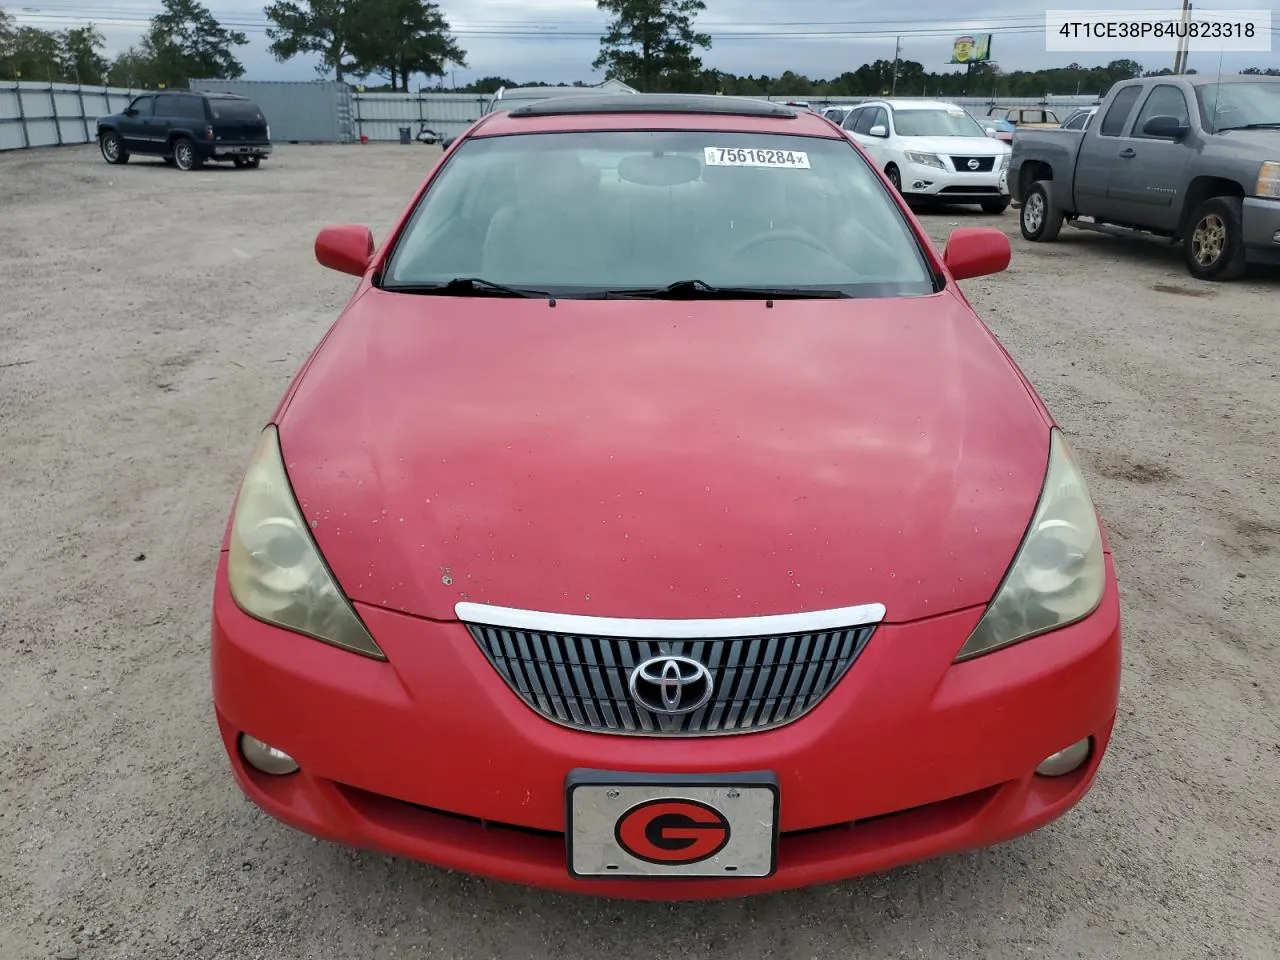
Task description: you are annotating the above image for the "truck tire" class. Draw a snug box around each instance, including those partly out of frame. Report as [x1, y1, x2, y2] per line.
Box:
[172, 137, 202, 171]
[1020, 181, 1063, 242]
[1184, 196, 1248, 282]
[99, 131, 129, 165]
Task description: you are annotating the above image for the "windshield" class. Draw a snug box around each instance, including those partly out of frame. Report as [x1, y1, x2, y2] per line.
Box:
[894, 108, 989, 138]
[1196, 81, 1280, 131]
[381, 130, 936, 298]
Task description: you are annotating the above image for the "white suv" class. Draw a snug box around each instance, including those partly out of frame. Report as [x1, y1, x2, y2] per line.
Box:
[841, 98, 1012, 213]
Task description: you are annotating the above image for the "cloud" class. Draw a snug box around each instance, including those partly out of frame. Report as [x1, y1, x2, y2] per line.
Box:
[10, 0, 1273, 83]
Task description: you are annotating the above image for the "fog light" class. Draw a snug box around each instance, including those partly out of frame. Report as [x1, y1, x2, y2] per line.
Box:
[1272, 229, 1280, 243]
[1035, 738, 1091, 777]
[239, 733, 299, 776]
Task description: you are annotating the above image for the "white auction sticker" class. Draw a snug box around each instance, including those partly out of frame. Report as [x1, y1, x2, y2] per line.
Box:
[1045, 9, 1272, 52]
[704, 146, 811, 169]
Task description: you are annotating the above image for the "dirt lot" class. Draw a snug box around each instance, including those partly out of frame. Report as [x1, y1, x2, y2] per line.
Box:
[1, 143, 1277, 960]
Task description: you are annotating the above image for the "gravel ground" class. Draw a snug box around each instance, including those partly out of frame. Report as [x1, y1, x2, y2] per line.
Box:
[1, 143, 1277, 960]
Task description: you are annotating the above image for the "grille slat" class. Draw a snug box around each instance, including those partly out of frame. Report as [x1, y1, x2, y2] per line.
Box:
[466, 620, 875, 737]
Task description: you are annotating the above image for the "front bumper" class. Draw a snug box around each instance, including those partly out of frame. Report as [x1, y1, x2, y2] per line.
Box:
[211, 552, 1122, 900]
[900, 162, 1009, 203]
[1242, 195, 1280, 265]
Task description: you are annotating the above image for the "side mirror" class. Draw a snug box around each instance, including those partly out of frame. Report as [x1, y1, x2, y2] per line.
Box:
[943, 227, 1011, 281]
[124, 108, 138, 117]
[868, 124, 888, 138]
[1141, 115, 1188, 140]
[315, 224, 374, 277]
[985, 126, 997, 137]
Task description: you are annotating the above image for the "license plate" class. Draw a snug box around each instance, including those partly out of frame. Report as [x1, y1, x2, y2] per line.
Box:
[565, 770, 779, 879]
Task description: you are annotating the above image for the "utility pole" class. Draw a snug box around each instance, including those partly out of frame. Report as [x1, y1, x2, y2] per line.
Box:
[1173, 0, 1192, 73]
[891, 36, 901, 95]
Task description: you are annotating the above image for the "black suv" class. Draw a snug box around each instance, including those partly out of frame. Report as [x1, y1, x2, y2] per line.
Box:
[96, 90, 272, 171]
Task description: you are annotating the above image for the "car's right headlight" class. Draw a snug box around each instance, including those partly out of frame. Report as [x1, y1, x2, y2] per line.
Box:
[954, 429, 1106, 662]
[905, 151, 945, 169]
[1256, 161, 1280, 199]
[227, 426, 385, 660]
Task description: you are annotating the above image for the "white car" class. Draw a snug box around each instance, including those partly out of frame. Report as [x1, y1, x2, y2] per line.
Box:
[841, 98, 1013, 213]
[820, 105, 854, 125]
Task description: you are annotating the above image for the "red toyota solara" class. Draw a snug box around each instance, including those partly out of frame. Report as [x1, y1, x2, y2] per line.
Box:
[210, 93, 1121, 900]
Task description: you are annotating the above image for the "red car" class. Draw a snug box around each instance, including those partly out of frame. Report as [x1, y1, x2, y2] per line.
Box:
[211, 93, 1122, 900]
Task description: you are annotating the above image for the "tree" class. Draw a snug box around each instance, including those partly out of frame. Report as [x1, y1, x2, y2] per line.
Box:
[347, 0, 465, 91]
[265, 0, 358, 81]
[1104, 58, 1144, 80]
[466, 75, 514, 93]
[58, 25, 108, 85]
[4, 25, 61, 81]
[593, 0, 711, 92]
[108, 47, 158, 87]
[0, 9, 15, 72]
[142, 0, 247, 84]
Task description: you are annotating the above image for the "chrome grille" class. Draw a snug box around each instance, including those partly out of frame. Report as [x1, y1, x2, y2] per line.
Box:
[950, 155, 996, 172]
[466, 623, 875, 736]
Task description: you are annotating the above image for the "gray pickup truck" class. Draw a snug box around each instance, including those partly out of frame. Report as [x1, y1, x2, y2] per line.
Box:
[1009, 75, 1280, 280]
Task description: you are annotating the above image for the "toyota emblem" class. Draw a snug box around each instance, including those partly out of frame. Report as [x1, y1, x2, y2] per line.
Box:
[629, 656, 714, 716]
[967, 158, 981, 170]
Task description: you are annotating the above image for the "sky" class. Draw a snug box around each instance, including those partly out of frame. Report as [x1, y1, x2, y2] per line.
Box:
[7, 0, 1278, 84]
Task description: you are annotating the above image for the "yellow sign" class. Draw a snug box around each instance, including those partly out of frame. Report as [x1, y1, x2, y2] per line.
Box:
[950, 34, 993, 64]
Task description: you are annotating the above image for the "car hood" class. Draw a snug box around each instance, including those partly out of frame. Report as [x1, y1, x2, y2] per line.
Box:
[278, 289, 1051, 625]
[1215, 127, 1280, 152]
[897, 135, 1009, 156]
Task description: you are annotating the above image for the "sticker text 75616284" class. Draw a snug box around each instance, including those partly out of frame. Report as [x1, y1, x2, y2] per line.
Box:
[703, 146, 811, 169]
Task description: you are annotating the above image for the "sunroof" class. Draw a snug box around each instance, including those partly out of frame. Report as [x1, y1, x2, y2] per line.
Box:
[507, 94, 799, 119]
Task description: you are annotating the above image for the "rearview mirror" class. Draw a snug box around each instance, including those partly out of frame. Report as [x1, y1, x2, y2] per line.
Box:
[315, 224, 374, 277]
[1141, 115, 1189, 140]
[619, 153, 702, 186]
[943, 227, 1011, 281]
[868, 124, 888, 138]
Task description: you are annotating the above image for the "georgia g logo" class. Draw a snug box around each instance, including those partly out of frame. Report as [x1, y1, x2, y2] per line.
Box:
[614, 798, 731, 866]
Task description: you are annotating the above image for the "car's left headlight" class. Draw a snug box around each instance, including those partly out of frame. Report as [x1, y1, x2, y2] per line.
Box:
[227, 425, 386, 660]
[905, 151, 945, 169]
[1255, 160, 1280, 199]
[954, 429, 1106, 662]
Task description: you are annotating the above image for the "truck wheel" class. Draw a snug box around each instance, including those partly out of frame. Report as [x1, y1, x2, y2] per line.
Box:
[172, 137, 202, 171]
[100, 131, 129, 165]
[1020, 181, 1062, 241]
[1184, 196, 1247, 281]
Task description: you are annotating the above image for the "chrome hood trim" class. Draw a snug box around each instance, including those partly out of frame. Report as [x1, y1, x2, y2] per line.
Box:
[453, 601, 887, 638]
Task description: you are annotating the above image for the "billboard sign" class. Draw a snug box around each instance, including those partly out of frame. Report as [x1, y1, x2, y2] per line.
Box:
[950, 34, 993, 63]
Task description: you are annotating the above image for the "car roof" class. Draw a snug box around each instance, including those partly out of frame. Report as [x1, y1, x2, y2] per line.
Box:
[871, 99, 968, 111]
[473, 93, 843, 138]
[496, 85, 627, 99]
[1120, 73, 1280, 88]
[138, 89, 249, 99]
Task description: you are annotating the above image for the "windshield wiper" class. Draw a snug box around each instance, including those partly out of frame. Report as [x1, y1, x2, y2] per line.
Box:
[587, 279, 851, 300]
[1216, 122, 1280, 131]
[381, 277, 549, 298]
